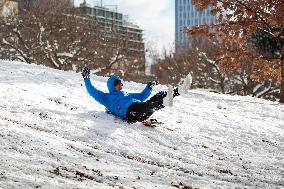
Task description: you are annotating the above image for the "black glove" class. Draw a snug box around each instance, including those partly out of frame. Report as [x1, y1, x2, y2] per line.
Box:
[81, 67, 90, 78]
[173, 88, 180, 97]
[147, 81, 159, 88]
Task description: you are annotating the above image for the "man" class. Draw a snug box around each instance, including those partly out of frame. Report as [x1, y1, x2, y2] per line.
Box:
[81, 67, 179, 125]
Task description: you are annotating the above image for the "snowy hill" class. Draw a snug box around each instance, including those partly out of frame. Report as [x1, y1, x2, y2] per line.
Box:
[0, 60, 283, 189]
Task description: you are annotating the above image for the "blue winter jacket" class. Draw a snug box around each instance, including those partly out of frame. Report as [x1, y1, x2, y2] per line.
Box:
[84, 75, 152, 119]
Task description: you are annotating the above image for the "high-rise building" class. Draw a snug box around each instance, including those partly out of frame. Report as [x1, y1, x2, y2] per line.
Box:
[175, 0, 215, 52]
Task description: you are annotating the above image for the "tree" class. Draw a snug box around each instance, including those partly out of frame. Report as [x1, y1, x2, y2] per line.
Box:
[152, 38, 279, 100]
[151, 43, 225, 90]
[0, 0, 145, 81]
[187, 0, 284, 102]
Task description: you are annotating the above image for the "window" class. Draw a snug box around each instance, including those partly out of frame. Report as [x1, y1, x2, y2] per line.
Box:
[96, 9, 104, 17]
[118, 14, 122, 20]
[106, 11, 111, 18]
[188, 20, 191, 26]
[207, 9, 210, 16]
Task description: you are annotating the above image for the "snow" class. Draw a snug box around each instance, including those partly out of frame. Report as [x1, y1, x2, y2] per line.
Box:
[0, 60, 283, 189]
[57, 53, 74, 58]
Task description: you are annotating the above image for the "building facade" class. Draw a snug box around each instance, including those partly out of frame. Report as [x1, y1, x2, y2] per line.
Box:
[78, 1, 145, 62]
[175, 0, 215, 52]
[77, 1, 147, 81]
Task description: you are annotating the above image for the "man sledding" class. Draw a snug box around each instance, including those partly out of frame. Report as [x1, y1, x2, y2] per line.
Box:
[81, 67, 189, 126]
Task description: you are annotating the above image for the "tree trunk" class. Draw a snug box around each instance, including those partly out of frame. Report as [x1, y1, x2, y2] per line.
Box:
[220, 77, 225, 94]
[280, 45, 284, 103]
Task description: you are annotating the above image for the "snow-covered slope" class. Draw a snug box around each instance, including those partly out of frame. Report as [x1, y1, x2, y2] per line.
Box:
[0, 60, 283, 189]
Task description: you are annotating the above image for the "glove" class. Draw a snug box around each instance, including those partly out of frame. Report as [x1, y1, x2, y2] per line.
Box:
[81, 67, 90, 78]
[173, 88, 180, 97]
[147, 81, 159, 88]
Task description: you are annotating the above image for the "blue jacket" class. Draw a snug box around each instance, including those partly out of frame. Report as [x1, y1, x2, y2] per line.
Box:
[84, 75, 152, 119]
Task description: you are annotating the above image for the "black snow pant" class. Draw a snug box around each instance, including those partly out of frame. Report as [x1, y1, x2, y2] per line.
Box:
[126, 91, 167, 123]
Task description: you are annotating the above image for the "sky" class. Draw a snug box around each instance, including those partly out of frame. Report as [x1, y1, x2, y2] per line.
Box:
[74, 0, 175, 53]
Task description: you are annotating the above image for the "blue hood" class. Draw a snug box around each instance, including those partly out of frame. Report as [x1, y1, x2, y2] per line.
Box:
[107, 75, 121, 93]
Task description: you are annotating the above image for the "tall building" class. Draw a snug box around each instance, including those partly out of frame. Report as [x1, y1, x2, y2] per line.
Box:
[78, 1, 145, 62]
[175, 0, 215, 52]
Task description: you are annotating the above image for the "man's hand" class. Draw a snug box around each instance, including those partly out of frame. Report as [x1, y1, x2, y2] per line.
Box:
[147, 81, 159, 89]
[81, 67, 90, 78]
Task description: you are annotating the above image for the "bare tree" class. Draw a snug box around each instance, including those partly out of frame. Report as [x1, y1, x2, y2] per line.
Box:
[0, 0, 146, 81]
[152, 38, 280, 101]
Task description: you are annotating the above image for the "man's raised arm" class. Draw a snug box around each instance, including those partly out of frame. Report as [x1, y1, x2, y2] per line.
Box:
[82, 67, 107, 106]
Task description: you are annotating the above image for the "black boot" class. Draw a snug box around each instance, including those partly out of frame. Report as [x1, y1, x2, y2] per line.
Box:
[149, 91, 167, 103]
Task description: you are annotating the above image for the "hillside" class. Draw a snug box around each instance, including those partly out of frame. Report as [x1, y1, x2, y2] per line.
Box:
[0, 60, 283, 189]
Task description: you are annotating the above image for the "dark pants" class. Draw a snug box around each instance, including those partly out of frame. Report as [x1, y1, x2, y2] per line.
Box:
[126, 92, 166, 123]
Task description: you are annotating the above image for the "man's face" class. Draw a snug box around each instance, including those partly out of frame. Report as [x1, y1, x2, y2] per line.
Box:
[114, 79, 123, 91]
[115, 83, 123, 91]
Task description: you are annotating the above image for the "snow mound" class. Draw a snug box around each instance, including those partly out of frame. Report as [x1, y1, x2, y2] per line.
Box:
[0, 60, 283, 189]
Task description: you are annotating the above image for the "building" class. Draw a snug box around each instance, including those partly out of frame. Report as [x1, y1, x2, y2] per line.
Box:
[175, 0, 215, 52]
[78, 1, 145, 64]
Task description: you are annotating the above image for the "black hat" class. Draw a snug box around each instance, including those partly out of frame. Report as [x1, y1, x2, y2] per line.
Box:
[114, 79, 123, 86]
